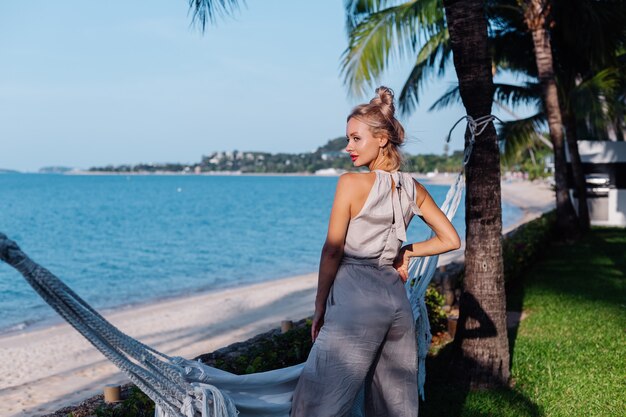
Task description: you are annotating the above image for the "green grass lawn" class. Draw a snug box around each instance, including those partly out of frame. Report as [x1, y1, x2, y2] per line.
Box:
[421, 227, 626, 417]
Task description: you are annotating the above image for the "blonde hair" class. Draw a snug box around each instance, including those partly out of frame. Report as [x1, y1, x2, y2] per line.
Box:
[347, 86, 405, 171]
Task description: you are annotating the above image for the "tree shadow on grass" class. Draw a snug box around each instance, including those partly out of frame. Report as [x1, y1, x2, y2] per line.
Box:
[505, 270, 526, 365]
[418, 291, 543, 417]
[419, 342, 544, 417]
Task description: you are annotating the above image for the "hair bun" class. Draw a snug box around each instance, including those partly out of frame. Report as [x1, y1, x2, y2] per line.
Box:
[370, 86, 395, 119]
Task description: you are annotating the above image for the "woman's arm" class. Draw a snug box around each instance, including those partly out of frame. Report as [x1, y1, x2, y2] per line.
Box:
[311, 174, 353, 341]
[394, 180, 461, 281]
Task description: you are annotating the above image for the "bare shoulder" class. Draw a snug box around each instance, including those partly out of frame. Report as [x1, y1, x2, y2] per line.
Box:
[338, 172, 375, 187]
[337, 172, 359, 185]
[337, 172, 376, 199]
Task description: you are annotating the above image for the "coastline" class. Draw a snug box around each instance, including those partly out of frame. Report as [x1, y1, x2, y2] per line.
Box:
[0, 273, 319, 417]
[0, 175, 555, 417]
[0, 269, 324, 338]
[63, 170, 319, 177]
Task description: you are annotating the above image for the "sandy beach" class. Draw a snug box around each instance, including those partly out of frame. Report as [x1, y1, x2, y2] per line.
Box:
[0, 175, 555, 417]
[420, 173, 555, 266]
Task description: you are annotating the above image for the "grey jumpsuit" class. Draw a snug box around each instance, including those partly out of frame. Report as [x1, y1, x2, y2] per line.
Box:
[291, 170, 422, 417]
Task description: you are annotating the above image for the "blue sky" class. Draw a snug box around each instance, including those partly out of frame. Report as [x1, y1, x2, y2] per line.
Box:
[0, 1, 525, 172]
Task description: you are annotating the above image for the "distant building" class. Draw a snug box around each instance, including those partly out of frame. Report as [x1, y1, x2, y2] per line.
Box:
[315, 168, 345, 176]
[544, 155, 555, 174]
[321, 151, 344, 161]
[566, 140, 626, 227]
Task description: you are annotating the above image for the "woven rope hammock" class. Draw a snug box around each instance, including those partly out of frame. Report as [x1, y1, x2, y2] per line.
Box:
[0, 116, 495, 417]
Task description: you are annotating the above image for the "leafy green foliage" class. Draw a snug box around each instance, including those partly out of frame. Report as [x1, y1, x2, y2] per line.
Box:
[201, 322, 314, 374]
[203, 289, 450, 377]
[342, 0, 447, 100]
[502, 210, 556, 283]
[93, 386, 154, 417]
[425, 285, 447, 334]
[516, 148, 553, 181]
[404, 150, 464, 173]
[344, 0, 626, 165]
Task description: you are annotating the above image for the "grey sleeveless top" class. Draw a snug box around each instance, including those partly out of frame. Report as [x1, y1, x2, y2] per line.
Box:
[343, 170, 423, 266]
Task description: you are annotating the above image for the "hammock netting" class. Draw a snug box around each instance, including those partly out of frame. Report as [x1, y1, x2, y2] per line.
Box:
[0, 116, 494, 417]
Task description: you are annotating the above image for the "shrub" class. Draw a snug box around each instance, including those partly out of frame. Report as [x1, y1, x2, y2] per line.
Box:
[502, 210, 556, 283]
[198, 320, 314, 375]
[425, 285, 447, 334]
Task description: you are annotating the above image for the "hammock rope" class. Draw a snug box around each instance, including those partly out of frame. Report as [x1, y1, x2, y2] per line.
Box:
[0, 115, 496, 417]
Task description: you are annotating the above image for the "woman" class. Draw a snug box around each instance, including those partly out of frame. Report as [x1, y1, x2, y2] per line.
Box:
[290, 87, 460, 417]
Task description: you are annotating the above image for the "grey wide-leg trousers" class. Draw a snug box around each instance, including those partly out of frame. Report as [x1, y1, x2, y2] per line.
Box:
[291, 259, 418, 417]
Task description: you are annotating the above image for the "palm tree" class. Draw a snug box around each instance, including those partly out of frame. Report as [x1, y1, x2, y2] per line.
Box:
[495, 66, 625, 230]
[490, 0, 625, 232]
[519, 0, 583, 239]
[437, 64, 625, 227]
[436, 0, 625, 233]
[550, 2, 626, 231]
[441, 0, 511, 388]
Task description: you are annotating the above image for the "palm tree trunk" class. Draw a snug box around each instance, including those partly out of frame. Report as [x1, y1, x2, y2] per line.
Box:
[523, 0, 579, 239]
[443, 0, 510, 389]
[563, 107, 591, 232]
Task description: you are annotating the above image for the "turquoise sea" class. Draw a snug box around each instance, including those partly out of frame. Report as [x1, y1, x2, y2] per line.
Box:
[0, 173, 522, 333]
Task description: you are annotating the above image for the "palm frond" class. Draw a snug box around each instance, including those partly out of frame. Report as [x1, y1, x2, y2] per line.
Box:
[428, 82, 541, 114]
[428, 84, 460, 111]
[551, 0, 626, 72]
[485, 0, 524, 28]
[344, 0, 395, 33]
[397, 27, 451, 115]
[341, 0, 445, 98]
[188, 0, 243, 32]
[571, 66, 626, 139]
[490, 29, 535, 76]
[498, 113, 548, 165]
[493, 82, 541, 108]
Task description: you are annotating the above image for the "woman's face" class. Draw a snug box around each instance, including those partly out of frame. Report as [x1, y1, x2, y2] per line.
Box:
[345, 117, 387, 170]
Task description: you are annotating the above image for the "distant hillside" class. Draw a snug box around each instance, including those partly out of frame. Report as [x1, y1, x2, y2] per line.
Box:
[88, 137, 464, 174]
[0, 168, 19, 173]
[316, 137, 346, 153]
